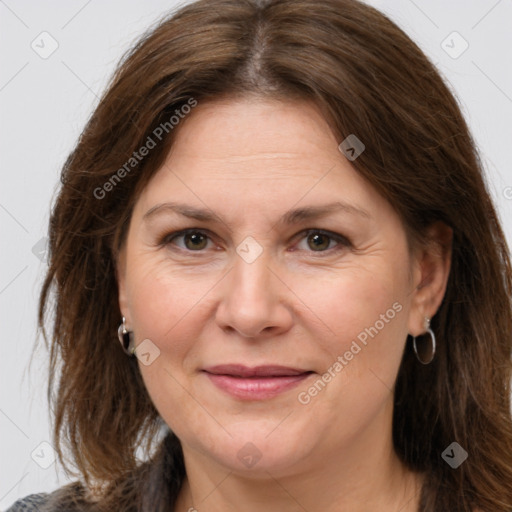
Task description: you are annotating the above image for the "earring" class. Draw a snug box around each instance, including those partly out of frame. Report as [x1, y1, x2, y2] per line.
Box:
[412, 317, 436, 365]
[117, 316, 136, 356]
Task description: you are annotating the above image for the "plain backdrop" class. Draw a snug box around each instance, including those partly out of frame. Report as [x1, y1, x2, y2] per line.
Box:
[1, 0, 511, 508]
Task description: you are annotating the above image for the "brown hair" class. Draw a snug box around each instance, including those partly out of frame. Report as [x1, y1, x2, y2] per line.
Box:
[36, 0, 512, 510]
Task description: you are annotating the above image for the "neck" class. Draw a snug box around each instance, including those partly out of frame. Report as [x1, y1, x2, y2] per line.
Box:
[173, 400, 424, 512]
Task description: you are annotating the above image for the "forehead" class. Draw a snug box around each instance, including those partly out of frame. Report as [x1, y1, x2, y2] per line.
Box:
[166, 97, 338, 161]
[132, 97, 396, 228]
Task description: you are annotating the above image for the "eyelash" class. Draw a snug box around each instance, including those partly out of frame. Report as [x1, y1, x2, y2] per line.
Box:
[159, 228, 351, 256]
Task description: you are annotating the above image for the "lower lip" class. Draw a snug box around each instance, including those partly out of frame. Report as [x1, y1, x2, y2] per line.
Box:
[204, 372, 312, 400]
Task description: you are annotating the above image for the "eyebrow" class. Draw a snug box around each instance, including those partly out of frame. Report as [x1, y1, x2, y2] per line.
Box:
[142, 200, 371, 226]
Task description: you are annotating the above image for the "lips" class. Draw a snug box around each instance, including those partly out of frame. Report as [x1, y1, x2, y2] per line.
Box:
[202, 364, 314, 400]
[203, 364, 311, 377]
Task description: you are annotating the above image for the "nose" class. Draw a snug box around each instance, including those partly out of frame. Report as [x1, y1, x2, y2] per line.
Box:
[215, 248, 294, 339]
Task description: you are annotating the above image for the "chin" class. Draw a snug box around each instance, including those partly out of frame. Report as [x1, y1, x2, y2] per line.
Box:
[186, 418, 319, 477]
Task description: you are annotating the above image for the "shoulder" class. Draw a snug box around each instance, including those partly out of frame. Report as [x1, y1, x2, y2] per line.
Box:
[4, 482, 92, 512]
[5, 492, 51, 511]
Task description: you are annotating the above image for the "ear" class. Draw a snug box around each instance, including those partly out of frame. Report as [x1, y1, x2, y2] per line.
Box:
[407, 221, 453, 336]
[115, 244, 131, 323]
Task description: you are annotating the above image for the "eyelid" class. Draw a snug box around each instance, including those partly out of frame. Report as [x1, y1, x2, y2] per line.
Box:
[160, 228, 351, 254]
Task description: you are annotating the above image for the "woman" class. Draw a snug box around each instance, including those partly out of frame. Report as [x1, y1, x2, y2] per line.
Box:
[8, 0, 512, 510]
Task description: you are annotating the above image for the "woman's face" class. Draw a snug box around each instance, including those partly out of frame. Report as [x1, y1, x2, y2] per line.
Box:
[117, 98, 427, 476]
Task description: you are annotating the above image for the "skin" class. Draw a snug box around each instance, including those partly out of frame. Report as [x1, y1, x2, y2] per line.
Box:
[117, 97, 452, 512]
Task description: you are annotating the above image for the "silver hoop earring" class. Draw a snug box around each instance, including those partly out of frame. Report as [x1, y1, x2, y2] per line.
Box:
[412, 317, 436, 365]
[117, 316, 135, 356]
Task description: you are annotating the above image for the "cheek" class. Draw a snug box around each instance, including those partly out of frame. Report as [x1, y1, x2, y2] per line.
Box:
[297, 263, 410, 426]
[127, 262, 208, 350]
[294, 267, 409, 439]
[303, 262, 408, 358]
[124, 258, 212, 429]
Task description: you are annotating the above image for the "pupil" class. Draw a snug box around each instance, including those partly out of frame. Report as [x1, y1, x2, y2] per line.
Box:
[186, 232, 206, 249]
[309, 233, 328, 250]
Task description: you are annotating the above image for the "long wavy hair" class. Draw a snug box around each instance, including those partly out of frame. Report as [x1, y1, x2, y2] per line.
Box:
[36, 0, 512, 510]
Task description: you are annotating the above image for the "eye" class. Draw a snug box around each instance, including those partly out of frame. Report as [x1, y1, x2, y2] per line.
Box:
[293, 229, 350, 254]
[161, 228, 350, 255]
[162, 229, 215, 252]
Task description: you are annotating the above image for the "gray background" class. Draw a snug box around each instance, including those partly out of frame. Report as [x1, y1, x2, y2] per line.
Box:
[1, 0, 511, 508]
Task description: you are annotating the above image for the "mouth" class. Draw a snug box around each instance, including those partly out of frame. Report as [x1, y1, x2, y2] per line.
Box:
[202, 364, 315, 400]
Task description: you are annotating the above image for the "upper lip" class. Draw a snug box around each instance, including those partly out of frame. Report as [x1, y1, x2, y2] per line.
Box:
[203, 364, 312, 377]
